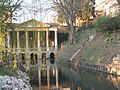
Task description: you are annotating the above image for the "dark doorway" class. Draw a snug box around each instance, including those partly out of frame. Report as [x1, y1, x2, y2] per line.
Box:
[22, 54, 25, 64]
[50, 52, 55, 59]
[50, 53, 55, 64]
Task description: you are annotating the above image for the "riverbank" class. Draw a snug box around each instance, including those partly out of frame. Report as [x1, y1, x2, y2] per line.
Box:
[57, 29, 120, 75]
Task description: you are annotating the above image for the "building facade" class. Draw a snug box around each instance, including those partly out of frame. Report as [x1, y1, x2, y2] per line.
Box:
[7, 19, 58, 59]
[95, 0, 120, 17]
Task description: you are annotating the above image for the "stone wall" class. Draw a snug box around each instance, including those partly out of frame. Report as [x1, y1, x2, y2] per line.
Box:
[70, 55, 120, 76]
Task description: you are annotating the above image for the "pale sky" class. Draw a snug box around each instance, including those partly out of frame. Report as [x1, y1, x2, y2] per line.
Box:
[95, 0, 106, 4]
[13, 0, 106, 23]
[13, 0, 57, 23]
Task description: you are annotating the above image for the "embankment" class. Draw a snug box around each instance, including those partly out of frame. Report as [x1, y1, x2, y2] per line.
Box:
[57, 29, 120, 75]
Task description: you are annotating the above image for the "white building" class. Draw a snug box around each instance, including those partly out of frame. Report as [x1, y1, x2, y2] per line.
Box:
[95, 0, 120, 17]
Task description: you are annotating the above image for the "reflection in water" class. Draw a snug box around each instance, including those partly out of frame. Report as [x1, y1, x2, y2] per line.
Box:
[30, 60, 120, 90]
[30, 59, 59, 89]
[38, 59, 58, 89]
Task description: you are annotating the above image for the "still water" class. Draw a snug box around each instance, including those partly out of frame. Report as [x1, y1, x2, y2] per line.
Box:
[29, 60, 120, 90]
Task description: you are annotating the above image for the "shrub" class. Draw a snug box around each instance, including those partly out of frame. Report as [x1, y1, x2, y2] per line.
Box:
[114, 14, 120, 29]
[95, 16, 111, 32]
[78, 23, 86, 31]
[87, 24, 95, 30]
[95, 15, 120, 33]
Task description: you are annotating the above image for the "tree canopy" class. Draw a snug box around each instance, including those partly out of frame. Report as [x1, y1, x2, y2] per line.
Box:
[53, 0, 95, 44]
[117, 0, 120, 4]
[57, 12, 66, 24]
[0, 0, 22, 25]
[0, 0, 22, 51]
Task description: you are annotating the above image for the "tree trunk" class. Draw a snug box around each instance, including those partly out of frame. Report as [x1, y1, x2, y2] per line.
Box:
[69, 19, 76, 45]
[86, 17, 89, 27]
[69, 30, 73, 45]
[65, 16, 76, 45]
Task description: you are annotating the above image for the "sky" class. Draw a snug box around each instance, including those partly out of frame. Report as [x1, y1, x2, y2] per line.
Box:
[95, 0, 105, 4]
[13, 0, 106, 23]
[13, 0, 57, 23]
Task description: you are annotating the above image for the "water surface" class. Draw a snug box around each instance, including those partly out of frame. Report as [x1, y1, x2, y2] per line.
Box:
[29, 60, 120, 90]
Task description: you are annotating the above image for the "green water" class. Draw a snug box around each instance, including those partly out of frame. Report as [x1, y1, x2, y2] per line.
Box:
[30, 60, 120, 90]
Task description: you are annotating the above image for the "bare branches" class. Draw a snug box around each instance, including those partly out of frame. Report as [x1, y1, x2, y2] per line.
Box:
[52, 0, 92, 44]
[0, 0, 22, 24]
[18, 0, 55, 22]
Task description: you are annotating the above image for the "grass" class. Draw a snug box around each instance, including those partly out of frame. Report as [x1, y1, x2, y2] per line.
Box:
[57, 29, 120, 65]
[74, 31, 120, 64]
[57, 29, 94, 62]
[0, 65, 17, 76]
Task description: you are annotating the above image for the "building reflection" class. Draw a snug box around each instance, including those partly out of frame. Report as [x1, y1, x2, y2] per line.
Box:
[107, 75, 120, 89]
[30, 60, 120, 90]
[38, 60, 58, 89]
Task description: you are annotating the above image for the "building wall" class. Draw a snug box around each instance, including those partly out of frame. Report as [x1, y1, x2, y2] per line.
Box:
[95, 0, 120, 17]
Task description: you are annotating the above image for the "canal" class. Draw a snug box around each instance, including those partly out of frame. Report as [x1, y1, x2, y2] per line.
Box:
[29, 59, 120, 90]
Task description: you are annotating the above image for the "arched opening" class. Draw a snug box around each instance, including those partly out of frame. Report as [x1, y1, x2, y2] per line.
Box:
[22, 53, 25, 64]
[50, 52, 55, 59]
[30, 53, 38, 65]
[50, 52, 55, 64]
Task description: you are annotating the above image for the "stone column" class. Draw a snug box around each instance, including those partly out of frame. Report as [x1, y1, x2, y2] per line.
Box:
[38, 31, 40, 48]
[7, 31, 10, 49]
[26, 31, 28, 49]
[38, 31, 41, 59]
[46, 30, 49, 58]
[46, 30, 49, 48]
[26, 31, 29, 59]
[17, 31, 20, 50]
[55, 30, 57, 47]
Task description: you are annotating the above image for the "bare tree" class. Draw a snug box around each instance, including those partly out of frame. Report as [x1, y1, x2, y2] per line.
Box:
[52, 0, 89, 44]
[18, 0, 55, 22]
[0, 0, 22, 25]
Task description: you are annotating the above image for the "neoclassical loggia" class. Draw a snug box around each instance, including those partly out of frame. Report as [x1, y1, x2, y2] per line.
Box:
[7, 19, 58, 58]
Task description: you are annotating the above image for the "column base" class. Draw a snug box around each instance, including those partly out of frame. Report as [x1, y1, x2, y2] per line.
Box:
[46, 52, 50, 59]
[25, 52, 30, 60]
[37, 54, 41, 59]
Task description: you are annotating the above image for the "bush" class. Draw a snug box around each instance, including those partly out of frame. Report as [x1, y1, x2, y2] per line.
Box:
[87, 25, 95, 30]
[95, 16, 111, 32]
[115, 14, 120, 28]
[95, 15, 120, 33]
[78, 23, 86, 31]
